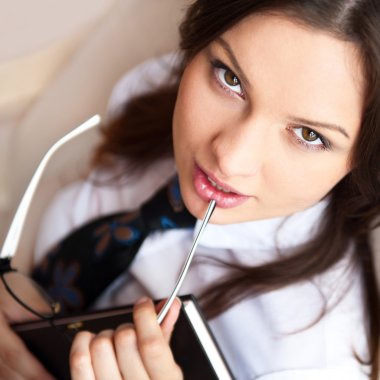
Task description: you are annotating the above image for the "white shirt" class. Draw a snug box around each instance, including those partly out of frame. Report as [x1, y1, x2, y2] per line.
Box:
[34, 56, 369, 379]
[34, 162, 368, 380]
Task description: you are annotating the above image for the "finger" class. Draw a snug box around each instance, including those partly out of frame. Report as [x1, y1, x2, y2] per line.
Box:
[0, 312, 55, 380]
[114, 323, 149, 380]
[89, 329, 123, 380]
[0, 364, 25, 380]
[70, 331, 96, 380]
[156, 298, 182, 342]
[133, 298, 182, 380]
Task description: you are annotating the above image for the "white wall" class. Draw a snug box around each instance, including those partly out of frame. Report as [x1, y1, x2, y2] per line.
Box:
[0, 0, 188, 251]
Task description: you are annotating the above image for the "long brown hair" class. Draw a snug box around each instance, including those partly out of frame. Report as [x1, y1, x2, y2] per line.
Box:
[94, 1, 380, 377]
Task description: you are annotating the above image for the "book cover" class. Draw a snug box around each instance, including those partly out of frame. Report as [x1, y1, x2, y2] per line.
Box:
[12, 294, 234, 380]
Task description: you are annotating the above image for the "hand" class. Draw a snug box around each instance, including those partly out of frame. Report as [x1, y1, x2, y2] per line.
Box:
[70, 297, 183, 380]
[0, 279, 56, 380]
[0, 309, 56, 380]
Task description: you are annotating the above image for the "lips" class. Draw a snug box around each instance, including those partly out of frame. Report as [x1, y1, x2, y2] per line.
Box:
[193, 164, 250, 208]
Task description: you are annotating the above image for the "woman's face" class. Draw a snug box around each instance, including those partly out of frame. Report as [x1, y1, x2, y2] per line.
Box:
[172, 14, 364, 224]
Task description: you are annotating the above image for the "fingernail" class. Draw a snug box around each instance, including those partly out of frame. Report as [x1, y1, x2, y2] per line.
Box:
[174, 297, 182, 306]
[135, 296, 149, 305]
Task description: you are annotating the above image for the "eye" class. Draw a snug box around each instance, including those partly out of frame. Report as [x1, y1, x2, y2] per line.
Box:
[289, 126, 331, 151]
[211, 60, 244, 98]
[300, 127, 319, 142]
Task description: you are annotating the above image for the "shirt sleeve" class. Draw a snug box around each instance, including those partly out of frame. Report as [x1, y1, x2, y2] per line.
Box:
[256, 366, 369, 380]
[33, 53, 180, 264]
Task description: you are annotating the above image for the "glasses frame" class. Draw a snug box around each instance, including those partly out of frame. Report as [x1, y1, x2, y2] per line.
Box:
[0, 116, 101, 324]
[0, 114, 216, 328]
[0, 257, 59, 321]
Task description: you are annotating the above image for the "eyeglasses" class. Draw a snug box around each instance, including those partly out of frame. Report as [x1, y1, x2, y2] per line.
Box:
[1, 113, 216, 327]
[0, 116, 101, 324]
[1, 256, 84, 345]
[0, 258, 59, 320]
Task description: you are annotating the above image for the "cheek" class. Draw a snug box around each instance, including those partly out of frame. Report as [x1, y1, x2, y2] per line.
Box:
[266, 156, 350, 205]
[172, 79, 203, 167]
[173, 66, 221, 144]
[173, 81, 197, 144]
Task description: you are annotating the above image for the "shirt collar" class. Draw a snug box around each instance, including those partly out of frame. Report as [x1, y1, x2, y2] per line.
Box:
[194, 199, 329, 251]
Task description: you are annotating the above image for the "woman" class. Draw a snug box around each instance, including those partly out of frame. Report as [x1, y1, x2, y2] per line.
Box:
[2, 0, 380, 379]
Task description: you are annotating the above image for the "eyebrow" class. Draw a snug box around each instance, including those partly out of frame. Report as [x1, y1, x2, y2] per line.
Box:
[214, 37, 251, 89]
[288, 116, 350, 139]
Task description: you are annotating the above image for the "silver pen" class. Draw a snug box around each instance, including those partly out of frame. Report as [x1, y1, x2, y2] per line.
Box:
[157, 199, 216, 324]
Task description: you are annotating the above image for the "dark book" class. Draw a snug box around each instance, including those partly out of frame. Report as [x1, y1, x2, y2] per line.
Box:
[12, 294, 234, 380]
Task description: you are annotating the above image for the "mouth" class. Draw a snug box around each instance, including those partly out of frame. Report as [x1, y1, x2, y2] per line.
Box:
[193, 163, 250, 208]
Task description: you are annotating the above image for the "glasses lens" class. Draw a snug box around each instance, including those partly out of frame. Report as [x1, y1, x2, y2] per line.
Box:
[2, 271, 58, 319]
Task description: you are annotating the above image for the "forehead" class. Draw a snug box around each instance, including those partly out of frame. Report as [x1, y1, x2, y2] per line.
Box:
[220, 14, 365, 139]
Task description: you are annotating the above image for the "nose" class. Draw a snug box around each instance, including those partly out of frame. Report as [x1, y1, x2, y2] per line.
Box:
[210, 116, 267, 178]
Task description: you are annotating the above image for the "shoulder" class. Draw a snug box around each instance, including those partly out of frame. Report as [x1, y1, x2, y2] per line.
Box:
[34, 158, 176, 263]
[34, 52, 181, 262]
[107, 52, 181, 119]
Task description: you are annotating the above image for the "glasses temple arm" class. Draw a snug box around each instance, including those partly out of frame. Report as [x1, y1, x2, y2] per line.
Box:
[0, 115, 101, 260]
